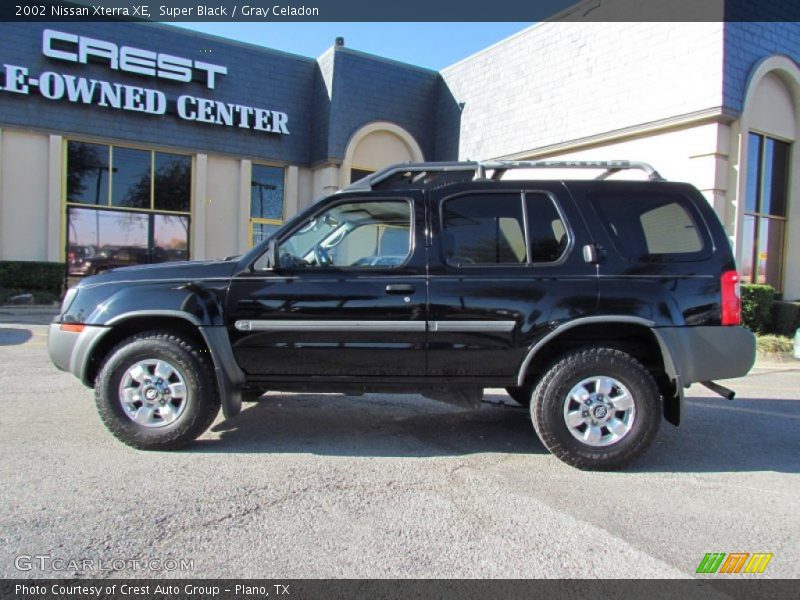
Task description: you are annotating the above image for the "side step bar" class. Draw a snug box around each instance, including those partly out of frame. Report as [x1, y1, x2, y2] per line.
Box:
[700, 380, 736, 400]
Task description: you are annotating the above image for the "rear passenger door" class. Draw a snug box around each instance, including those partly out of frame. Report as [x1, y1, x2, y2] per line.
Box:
[427, 182, 597, 379]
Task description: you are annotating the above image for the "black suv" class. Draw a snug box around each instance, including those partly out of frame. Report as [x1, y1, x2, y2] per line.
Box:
[48, 160, 756, 469]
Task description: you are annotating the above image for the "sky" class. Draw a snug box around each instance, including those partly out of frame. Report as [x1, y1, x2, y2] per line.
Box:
[172, 23, 534, 70]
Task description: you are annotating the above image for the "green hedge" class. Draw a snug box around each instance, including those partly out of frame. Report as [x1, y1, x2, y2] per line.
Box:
[771, 300, 800, 337]
[741, 284, 775, 333]
[0, 261, 64, 296]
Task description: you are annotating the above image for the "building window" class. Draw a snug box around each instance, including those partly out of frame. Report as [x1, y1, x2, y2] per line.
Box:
[250, 164, 285, 247]
[65, 141, 191, 279]
[742, 132, 790, 290]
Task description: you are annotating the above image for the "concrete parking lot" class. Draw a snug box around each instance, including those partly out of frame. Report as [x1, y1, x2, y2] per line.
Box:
[0, 309, 798, 578]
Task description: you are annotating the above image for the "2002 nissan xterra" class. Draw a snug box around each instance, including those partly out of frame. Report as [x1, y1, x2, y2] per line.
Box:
[48, 160, 756, 469]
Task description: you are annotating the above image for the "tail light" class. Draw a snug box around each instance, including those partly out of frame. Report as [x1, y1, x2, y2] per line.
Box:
[721, 270, 741, 326]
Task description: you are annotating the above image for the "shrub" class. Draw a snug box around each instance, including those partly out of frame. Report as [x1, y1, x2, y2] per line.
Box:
[756, 334, 793, 355]
[770, 301, 800, 337]
[740, 284, 774, 333]
[0, 261, 64, 296]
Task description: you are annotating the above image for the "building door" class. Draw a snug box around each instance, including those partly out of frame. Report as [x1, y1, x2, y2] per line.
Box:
[226, 193, 428, 379]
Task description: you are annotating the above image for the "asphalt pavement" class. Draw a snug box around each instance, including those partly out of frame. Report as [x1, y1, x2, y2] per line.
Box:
[0, 311, 797, 578]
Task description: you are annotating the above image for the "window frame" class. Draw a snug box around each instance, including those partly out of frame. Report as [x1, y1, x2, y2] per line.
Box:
[62, 138, 193, 265]
[438, 189, 572, 269]
[253, 196, 416, 272]
[248, 162, 287, 249]
[743, 130, 791, 291]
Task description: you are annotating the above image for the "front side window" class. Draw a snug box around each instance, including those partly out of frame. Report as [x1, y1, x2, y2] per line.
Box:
[250, 164, 285, 247]
[742, 132, 790, 290]
[272, 200, 411, 269]
[65, 141, 191, 280]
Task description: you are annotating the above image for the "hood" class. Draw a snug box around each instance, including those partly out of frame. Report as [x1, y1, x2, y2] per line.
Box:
[76, 259, 239, 288]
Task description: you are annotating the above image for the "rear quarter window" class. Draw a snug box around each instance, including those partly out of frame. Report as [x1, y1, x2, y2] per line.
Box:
[589, 191, 711, 261]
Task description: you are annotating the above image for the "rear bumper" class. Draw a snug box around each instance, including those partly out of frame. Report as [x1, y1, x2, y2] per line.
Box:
[654, 325, 756, 384]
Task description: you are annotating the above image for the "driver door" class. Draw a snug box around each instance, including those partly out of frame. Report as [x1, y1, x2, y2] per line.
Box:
[226, 193, 428, 379]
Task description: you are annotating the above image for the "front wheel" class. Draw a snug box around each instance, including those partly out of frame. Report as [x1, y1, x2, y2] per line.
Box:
[531, 348, 661, 470]
[95, 331, 220, 450]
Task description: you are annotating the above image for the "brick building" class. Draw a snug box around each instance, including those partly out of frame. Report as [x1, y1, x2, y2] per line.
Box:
[0, 9, 797, 296]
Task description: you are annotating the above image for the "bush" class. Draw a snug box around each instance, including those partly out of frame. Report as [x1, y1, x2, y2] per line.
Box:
[770, 301, 800, 337]
[757, 334, 793, 355]
[0, 261, 64, 296]
[741, 284, 775, 333]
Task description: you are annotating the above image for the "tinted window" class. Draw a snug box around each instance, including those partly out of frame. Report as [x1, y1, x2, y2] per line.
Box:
[66, 142, 109, 205]
[111, 147, 151, 209]
[525, 193, 568, 262]
[442, 194, 526, 266]
[591, 192, 706, 259]
[154, 153, 191, 212]
[250, 164, 284, 220]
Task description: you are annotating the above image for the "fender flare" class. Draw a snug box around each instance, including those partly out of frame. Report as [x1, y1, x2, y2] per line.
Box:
[76, 310, 245, 419]
[515, 315, 683, 426]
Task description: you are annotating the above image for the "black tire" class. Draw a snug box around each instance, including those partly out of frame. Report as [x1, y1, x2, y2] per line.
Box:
[505, 386, 532, 407]
[95, 331, 220, 450]
[530, 347, 661, 470]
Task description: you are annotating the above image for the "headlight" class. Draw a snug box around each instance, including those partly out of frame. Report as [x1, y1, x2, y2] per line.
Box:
[61, 287, 78, 314]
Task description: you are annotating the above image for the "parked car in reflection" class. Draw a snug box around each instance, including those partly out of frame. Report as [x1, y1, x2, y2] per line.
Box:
[67, 245, 149, 276]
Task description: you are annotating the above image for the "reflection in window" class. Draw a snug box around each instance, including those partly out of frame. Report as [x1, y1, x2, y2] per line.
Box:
[274, 200, 410, 269]
[67, 207, 149, 276]
[155, 153, 191, 212]
[112, 147, 151, 209]
[66, 142, 110, 205]
[154, 214, 190, 262]
[65, 140, 192, 277]
[250, 164, 285, 247]
[744, 132, 790, 290]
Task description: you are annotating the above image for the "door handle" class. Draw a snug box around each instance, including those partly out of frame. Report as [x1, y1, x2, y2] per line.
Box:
[385, 283, 415, 294]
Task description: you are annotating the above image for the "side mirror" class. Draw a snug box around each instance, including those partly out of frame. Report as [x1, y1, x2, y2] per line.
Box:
[264, 238, 279, 270]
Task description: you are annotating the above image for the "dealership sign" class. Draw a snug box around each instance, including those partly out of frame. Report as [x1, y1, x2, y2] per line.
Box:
[0, 29, 290, 134]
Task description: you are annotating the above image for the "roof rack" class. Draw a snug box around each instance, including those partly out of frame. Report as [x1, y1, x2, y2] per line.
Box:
[342, 159, 664, 192]
[477, 160, 665, 182]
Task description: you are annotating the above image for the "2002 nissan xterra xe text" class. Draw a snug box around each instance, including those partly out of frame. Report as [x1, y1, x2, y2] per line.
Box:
[48, 160, 757, 470]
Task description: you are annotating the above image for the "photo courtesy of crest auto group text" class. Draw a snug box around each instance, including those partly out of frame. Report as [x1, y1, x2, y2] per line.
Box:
[0, 0, 798, 595]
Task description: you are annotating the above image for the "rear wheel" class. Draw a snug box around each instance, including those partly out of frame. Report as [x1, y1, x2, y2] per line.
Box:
[530, 347, 661, 470]
[95, 331, 220, 450]
[505, 386, 532, 407]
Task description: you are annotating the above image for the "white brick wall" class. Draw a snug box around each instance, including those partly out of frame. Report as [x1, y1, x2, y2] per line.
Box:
[441, 21, 726, 160]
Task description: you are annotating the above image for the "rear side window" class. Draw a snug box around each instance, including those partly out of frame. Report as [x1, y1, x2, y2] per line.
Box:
[442, 193, 527, 266]
[590, 191, 709, 260]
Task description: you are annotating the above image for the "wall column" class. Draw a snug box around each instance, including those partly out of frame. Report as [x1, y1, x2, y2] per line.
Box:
[237, 160, 252, 254]
[192, 153, 208, 260]
[285, 165, 299, 219]
[47, 135, 63, 262]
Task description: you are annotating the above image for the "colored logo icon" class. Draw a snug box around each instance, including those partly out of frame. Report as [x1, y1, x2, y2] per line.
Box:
[696, 552, 773, 574]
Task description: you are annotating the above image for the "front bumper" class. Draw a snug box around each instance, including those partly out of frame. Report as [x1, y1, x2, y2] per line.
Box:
[655, 325, 757, 385]
[47, 323, 109, 385]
